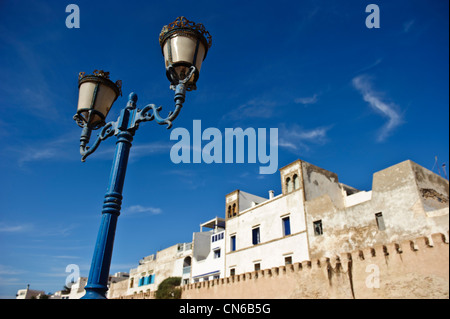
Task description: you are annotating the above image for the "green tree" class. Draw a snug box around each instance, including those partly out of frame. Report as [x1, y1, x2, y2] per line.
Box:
[155, 277, 182, 299]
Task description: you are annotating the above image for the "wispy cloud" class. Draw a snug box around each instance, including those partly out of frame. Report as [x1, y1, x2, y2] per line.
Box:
[165, 169, 197, 178]
[403, 19, 415, 33]
[0, 221, 77, 238]
[18, 149, 60, 166]
[223, 98, 278, 121]
[37, 224, 77, 237]
[352, 75, 403, 142]
[162, 169, 207, 190]
[123, 205, 162, 216]
[0, 223, 32, 233]
[355, 58, 383, 74]
[0, 265, 26, 276]
[278, 124, 332, 153]
[53, 255, 81, 260]
[130, 143, 173, 158]
[294, 94, 318, 105]
[11, 131, 78, 167]
[0, 264, 27, 288]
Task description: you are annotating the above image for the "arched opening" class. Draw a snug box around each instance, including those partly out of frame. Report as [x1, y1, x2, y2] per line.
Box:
[227, 205, 232, 218]
[183, 256, 191, 275]
[286, 177, 293, 193]
[183, 256, 191, 267]
[293, 174, 299, 190]
[232, 203, 237, 216]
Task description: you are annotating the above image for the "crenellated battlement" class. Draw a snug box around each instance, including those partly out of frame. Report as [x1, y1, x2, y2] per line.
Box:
[181, 232, 449, 299]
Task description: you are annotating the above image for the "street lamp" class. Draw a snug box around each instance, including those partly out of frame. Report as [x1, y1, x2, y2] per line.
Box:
[75, 17, 212, 299]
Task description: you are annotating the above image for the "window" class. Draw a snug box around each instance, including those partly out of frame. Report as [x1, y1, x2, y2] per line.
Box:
[375, 212, 386, 231]
[254, 263, 261, 271]
[252, 227, 260, 245]
[313, 220, 323, 236]
[129, 278, 134, 288]
[282, 216, 291, 236]
[142, 274, 154, 285]
[183, 257, 191, 274]
[286, 177, 293, 193]
[212, 233, 224, 242]
[228, 205, 232, 218]
[183, 256, 191, 268]
[293, 174, 300, 190]
[285, 256, 292, 265]
[232, 203, 237, 216]
[230, 235, 236, 252]
[230, 268, 235, 276]
[214, 249, 221, 259]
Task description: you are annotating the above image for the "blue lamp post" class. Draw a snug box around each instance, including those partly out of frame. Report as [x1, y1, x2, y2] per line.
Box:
[74, 17, 212, 299]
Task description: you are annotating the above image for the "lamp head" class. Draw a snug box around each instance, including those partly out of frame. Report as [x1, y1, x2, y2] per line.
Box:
[159, 17, 212, 91]
[74, 70, 122, 129]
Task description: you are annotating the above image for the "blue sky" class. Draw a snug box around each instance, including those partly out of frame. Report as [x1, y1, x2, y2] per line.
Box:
[0, 0, 448, 298]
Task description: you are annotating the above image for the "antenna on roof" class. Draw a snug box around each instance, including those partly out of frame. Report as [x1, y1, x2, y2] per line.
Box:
[442, 163, 448, 180]
[432, 156, 442, 176]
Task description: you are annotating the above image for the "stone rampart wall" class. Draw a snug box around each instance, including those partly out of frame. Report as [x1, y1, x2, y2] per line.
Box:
[181, 233, 449, 299]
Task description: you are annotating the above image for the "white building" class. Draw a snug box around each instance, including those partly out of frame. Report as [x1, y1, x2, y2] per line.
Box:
[16, 285, 45, 299]
[225, 165, 311, 276]
[190, 217, 226, 283]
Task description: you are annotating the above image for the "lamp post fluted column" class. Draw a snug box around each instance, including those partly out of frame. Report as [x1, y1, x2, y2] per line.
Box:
[81, 94, 137, 299]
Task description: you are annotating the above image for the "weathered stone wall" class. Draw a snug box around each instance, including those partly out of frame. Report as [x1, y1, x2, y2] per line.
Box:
[107, 278, 129, 299]
[180, 233, 449, 299]
[127, 244, 179, 296]
[115, 290, 155, 299]
[305, 160, 449, 259]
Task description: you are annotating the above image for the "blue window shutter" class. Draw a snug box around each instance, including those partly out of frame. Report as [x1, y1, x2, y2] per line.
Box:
[283, 217, 291, 236]
[252, 228, 260, 245]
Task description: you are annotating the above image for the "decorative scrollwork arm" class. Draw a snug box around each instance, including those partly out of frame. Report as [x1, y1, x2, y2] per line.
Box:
[133, 66, 194, 129]
[80, 121, 117, 162]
